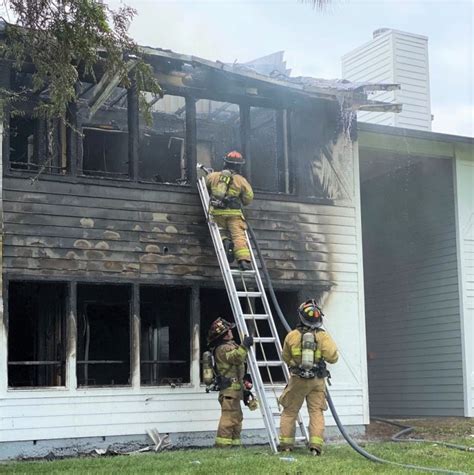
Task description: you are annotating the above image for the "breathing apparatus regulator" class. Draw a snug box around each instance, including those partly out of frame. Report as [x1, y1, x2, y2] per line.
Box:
[202, 351, 215, 391]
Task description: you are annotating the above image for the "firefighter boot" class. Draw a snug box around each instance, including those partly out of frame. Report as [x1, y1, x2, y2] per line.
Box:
[223, 239, 235, 264]
[238, 260, 252, 271]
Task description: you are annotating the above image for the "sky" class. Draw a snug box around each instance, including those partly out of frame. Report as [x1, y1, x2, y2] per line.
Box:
[114, 0, 474, 136]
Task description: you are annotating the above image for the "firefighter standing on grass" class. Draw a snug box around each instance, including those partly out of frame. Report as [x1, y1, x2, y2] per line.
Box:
[205, 151, 254, 271]
[279, 300, 339, 456]
[207, 317, 254, 447]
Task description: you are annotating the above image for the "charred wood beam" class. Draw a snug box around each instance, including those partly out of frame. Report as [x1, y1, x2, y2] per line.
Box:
[239, 104, 251, 179]
[127, 79, 140, 181]
[88, 61, 136, 120]
[108, 89, 128, 108]
[276, 109, 288, 193]
[185, 97, 197, 184]
[66, 89, 79, 176]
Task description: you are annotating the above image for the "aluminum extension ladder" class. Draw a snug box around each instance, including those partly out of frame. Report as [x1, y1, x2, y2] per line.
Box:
[197, 173, 309, 453]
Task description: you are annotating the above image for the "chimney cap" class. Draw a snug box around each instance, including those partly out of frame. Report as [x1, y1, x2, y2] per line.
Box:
[373, 28, 391, 38]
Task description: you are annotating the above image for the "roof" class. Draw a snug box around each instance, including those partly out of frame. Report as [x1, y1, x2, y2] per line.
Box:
[140, 46, 402, 113]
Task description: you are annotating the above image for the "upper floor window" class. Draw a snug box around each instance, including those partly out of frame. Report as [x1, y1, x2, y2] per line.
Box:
[196, 99, 241, 170]
[139, 94, 187, 184]
[9, 115, 68, 175]
[249, 107, 290, 194]
[81, 83, 130, 178]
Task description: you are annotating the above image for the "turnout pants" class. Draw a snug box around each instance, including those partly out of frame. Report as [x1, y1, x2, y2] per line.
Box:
[216, 393, 243, 447]
[213, 215, 250, 262]
[279, 375, 327, 452]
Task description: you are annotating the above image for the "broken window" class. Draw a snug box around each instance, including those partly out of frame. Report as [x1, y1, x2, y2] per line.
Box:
[8, 281, 67, 388]
[9, 116, 35, 170]
[9, 116, 67, 174]
[249, 107, 289, 193]
[196, 100, 241, 170]
[77, 284, 131, 386]
[139, 95, 186, 183]
[140, 286, 191, 386]
[81, 83, 130, 178]
[82, 128, 129, 177]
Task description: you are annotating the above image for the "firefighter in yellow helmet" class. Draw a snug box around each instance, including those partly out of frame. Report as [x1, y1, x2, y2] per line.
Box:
[279, 300, 338, 456]
[207, 317, 254, 447]
[205, 151, 254, 271]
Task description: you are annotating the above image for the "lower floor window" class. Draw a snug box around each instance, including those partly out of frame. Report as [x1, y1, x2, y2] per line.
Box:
[77, 284, 131, 386]
[8, 281, 67, 388]
[6, 280, 297, 389]
[140, 286, 191, 385]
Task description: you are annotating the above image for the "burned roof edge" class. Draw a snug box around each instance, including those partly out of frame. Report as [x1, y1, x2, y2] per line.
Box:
[140, 45, 401, 111]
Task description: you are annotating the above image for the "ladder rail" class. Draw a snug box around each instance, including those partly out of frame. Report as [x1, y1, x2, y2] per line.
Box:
[197, 175, 308, 452]
[197, 177, 280, 451]
[244, 225, 309, 442]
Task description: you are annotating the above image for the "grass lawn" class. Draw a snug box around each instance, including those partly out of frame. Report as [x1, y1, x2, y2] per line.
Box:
[1, 440, 472, 475]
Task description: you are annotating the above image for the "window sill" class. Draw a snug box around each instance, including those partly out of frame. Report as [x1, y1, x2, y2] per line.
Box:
[4, 170, 193, 194]
[4, 170, 352, 207]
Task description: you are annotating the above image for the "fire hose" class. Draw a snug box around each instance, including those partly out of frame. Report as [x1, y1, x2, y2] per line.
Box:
[247, 222, 467, 475]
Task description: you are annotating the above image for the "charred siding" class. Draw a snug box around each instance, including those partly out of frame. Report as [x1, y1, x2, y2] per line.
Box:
[3, 177, 358, 287]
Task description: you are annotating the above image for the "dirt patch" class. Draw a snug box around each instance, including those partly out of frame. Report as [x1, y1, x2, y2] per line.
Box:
[365, 417, 474, 442]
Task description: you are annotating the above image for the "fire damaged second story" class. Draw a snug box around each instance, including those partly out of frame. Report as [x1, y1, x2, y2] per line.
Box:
[0, 48, 400, 392]
[1, 47, 400, 282]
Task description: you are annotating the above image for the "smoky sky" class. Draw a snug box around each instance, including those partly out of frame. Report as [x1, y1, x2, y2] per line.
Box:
[109, 0, 473, 137]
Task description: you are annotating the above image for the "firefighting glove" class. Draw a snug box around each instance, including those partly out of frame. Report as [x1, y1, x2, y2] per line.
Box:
[242, 335, 254, 349]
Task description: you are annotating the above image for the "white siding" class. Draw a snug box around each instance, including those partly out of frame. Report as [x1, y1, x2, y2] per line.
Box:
[342, 33, 395, 127]
[0, 143, 369, 444]
[342, 29, 432, 131]
[454, 153, 474, 416]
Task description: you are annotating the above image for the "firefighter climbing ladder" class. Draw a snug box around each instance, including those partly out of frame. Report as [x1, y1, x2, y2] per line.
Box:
[197, 174, 309, 454]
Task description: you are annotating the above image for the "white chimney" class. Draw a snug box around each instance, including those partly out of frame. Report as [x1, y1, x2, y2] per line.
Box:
[342, 29, 432, 131]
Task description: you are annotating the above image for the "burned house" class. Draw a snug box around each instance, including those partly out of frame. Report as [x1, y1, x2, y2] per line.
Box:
[5, 42, 469, 458]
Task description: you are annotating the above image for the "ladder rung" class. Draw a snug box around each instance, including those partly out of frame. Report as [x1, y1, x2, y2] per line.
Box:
[253, 337, 276, 343]
[295, 436, 307, 442]
[236, 291, 262, 298]
[257, 361, 284, 367]
[230, 269, 256, 276]
[243, 313, 269, 320]
[272, 412, 281, 417]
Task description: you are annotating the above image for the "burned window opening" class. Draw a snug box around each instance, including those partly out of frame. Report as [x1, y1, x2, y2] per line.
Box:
[249, 107, 288, 193]
[139, 94, 187, 184]
[77, 284, 131, 386]
[8, 281, 67, 388]
[196, 99, 241, 171]
[140, 286, 191, 386]
[9, 116, 67, 175]
[82, 127, 129, 178]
